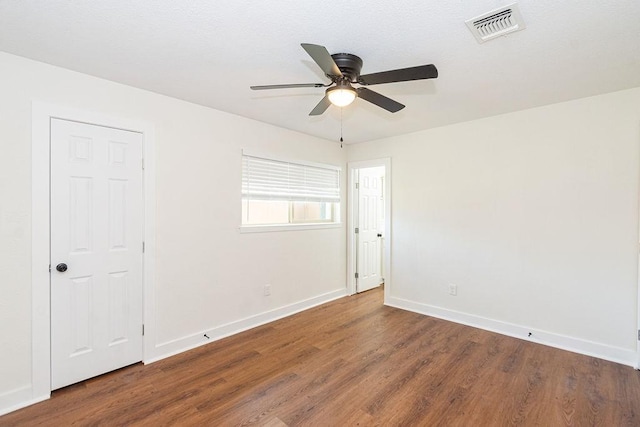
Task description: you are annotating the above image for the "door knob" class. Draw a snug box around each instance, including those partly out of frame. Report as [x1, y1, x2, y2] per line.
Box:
[377, 233, 383, 237]
[56, 263, 68, 272]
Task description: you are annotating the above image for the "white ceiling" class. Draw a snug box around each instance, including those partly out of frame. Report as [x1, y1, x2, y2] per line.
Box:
[1, 1, 639, 144]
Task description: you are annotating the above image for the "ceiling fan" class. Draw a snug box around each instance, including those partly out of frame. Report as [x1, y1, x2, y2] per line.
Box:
[250, 43, 438, 116]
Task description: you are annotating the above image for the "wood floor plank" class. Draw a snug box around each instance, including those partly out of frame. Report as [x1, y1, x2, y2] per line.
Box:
[2, 286, 639, 426]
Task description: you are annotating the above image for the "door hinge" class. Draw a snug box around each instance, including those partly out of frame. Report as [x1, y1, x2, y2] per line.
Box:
[142, 158, 145, 170]
[355, 272, 359, 279]
[638, 329, 640, 341]
[355, 227, 359, 234]
[355, 182, 359, 189]
[48, 264, 51, 273]
[142, 241, 145, 253]
[142, 324, 145, 336]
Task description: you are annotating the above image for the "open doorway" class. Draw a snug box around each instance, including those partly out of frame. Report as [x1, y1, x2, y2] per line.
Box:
[347, 158, 391, 301]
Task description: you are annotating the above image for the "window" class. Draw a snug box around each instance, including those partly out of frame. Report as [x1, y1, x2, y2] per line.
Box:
[241, 153, 341, 228]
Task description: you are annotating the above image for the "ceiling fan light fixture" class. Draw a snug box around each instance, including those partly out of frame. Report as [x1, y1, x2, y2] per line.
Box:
[327, 84, 357, 107]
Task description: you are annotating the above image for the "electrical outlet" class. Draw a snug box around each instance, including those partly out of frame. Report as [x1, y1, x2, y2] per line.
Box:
[448, 284, 457, 296]
[264, 284, 271, 296]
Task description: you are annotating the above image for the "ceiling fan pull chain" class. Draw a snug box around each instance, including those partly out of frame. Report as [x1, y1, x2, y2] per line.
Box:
[340, 108, 344, 148]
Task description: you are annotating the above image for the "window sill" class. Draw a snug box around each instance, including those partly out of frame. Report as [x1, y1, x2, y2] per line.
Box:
[239, 223, 342, 233]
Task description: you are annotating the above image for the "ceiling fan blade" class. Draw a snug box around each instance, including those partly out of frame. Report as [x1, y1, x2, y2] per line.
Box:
[250, 83, 326, 90]
[301, 43, 343, 77]
[356, 88, 405, 113]
[309, 95, 332, 116]
[358, 64, 438, 85]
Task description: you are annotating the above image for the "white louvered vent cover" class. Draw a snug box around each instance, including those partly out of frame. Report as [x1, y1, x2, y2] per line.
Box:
[465, 3, 526, 43]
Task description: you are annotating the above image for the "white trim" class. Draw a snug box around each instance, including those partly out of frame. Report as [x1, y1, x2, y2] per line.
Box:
[347, 158, 392, 301]
[145, 288, 347, 364]
[0, 386, 49, 417]
[387, 296, 638, 367]
[637, 127, 640, 369]
[141, 127, 157, 366]
[347, 167, 358, 296]
[31, 103, 53, 400]
[239, 222, 341, 233]
[29, 102, 156, 411]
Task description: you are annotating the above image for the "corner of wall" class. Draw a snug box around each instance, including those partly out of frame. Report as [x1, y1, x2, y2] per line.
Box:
[386, 296, 638, 368]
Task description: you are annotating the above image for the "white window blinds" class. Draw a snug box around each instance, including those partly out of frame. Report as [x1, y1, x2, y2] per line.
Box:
[242, 154, 340, 203]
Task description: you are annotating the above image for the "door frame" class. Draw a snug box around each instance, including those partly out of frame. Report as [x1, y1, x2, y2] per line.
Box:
[634, 129, 640, 369]
[31, 102, 156, 399]
[638, 190, 640, 369]
[347, 158, 391, 301]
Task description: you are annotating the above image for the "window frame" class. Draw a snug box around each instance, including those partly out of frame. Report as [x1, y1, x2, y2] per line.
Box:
[240, 149, 342, 232]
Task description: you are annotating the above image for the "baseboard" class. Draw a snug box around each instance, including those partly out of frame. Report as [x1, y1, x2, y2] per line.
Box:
[145, 288, 348, 364]
[386, 296, 637, 368]
[0, 385, 49, 417]
[0, 289, 348, 416]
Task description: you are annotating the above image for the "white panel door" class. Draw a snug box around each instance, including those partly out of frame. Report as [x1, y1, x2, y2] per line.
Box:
[51, 119, 144, 390]
[356, 166, 385, 292]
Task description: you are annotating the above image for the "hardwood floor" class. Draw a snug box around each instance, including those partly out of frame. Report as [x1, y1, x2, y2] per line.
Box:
[3, 287, 640, 426]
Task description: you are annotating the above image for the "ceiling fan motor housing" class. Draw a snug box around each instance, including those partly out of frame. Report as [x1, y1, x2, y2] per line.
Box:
[330, 53, 363, 82]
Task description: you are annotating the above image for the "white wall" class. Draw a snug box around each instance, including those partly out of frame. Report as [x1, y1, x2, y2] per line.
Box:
[348, 87, 640, 365]
[0, 51, 346, 413]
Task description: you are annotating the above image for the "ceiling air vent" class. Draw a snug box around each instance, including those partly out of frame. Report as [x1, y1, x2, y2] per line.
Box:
[465, 3, 526, 44]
